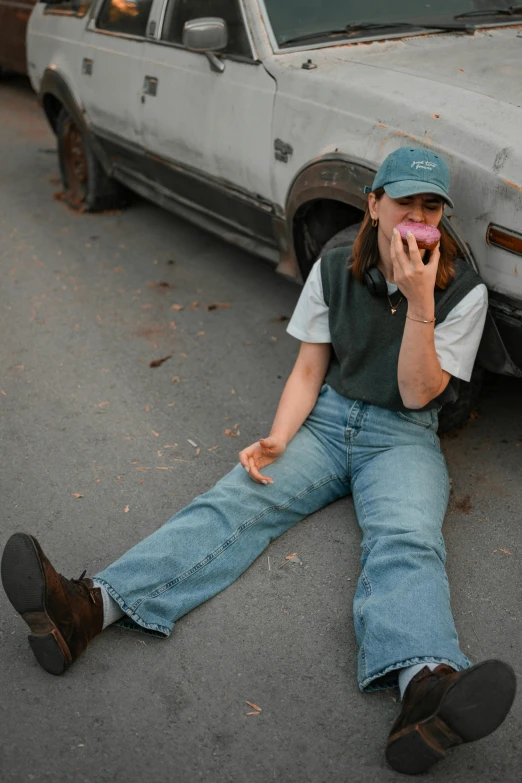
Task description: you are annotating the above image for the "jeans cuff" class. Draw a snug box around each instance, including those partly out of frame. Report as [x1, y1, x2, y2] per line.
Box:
[359, 655, 472, 693]
[93, 578, 171, 638]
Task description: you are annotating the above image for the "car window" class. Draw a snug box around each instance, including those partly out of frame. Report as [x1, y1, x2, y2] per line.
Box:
[161, 0, 251, 58]
[263, 0, 515, 46]
[44, 0, 93, 16]
[97, 0, 154, 37]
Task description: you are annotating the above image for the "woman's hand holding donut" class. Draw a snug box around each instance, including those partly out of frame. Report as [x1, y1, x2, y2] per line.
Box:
[238, 436, 286, 485]
[391, 228, 440, 316]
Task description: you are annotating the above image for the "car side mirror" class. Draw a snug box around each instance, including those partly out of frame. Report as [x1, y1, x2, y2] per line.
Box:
[182, 17, 228, 73]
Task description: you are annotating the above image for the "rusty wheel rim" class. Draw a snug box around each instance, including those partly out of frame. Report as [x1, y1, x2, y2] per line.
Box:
[62, 118, 88, 206]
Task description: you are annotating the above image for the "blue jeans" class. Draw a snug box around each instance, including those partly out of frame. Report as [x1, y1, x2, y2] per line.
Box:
[95, 384, 470, 691]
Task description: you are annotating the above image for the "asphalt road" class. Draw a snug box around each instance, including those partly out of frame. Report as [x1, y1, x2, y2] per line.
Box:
[1, 76, 521, 783]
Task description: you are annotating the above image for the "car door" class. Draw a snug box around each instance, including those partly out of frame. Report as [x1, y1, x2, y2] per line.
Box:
[81, 0, 154, 162]
[138, 0, 276, 240]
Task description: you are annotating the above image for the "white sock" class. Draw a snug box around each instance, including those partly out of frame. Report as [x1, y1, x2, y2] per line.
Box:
[399, 662, 452, 699]
[92, 580, 125, 629]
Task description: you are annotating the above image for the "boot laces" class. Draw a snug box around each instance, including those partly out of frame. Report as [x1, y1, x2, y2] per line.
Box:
[69, 570, 99, 605]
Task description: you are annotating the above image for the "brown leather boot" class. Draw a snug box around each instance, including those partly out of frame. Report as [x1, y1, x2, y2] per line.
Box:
[1, 533, 103, 675]
[386, 661, 516, 774]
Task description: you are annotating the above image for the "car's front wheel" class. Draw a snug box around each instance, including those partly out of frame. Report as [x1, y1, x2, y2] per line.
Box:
[56, 107, 127, 211]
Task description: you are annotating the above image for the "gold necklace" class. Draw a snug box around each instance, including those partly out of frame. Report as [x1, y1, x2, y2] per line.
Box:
[387, 292, 404, 315]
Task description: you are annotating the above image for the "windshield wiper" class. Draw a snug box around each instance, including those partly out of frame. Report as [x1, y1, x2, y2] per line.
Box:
[282, 21, 474, 47]
[455, 5, 522, 19]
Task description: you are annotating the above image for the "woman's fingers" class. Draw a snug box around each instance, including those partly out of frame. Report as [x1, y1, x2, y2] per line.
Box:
[405, 231, 423, 266]
[425, 242, 441, 268]
[248, 456, 273, 485]
[238, 446, 253, 471]
[391, 229, 407, 275]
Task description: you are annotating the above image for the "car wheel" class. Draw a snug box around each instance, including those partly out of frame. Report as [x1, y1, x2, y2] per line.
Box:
[437, 364, 485, 434]
[56, 107, 128, 211]
[319, 223, 362, 257]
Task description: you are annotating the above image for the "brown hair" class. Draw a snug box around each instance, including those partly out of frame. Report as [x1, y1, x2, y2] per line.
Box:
[351, 188, 458, 289]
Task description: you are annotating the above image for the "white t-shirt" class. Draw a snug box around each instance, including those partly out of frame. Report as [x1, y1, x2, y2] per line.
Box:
[286, 259, 488, 383]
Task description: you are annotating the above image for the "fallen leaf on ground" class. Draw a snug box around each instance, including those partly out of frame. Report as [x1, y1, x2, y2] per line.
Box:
[169, 321, 177, 329]
[150, 355, 172, 368]
[195, 448, 201, 455]
[152, 430, 159, 437]
[156, 467, 169, 471]
[171, 304, 184, 311]
[145, 405, 150, 412]
[231, 389, 236, 394]
[224, 429, 237, 438]
[246, 712, 260, 716]
[124, 505, 129, 513]
[167, 402, 176, 407]
[188, 302, 199, 310]
[72, 493, 84, 499]
[245, 701, 262, 712]
[96, 401, 110, 408]
[208, 446, 219, 451]
[0, 390, 6, 396]
[180, 353, 188, 358]
[164, 444, 178, 449]
[206, 302, 231, 310]
[136, 467, 150, 471]
[493, 548, 512, 555]
[285, 553, 298, 560]
[172, 376, 180, 383]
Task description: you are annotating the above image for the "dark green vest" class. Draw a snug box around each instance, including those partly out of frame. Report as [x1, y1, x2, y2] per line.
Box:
[320, 248, 483, 412]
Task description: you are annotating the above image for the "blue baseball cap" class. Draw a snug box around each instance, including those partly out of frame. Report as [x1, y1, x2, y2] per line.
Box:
[368, 147, 454, 208]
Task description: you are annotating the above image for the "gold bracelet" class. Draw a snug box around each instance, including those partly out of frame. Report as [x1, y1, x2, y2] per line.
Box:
[406, 314, 436, 324]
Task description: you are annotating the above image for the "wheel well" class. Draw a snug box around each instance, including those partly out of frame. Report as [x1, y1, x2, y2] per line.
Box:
[292, 198, 363, 279]
[42, 93, 63, 134]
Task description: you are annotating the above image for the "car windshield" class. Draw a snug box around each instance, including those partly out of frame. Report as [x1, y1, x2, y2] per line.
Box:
[262, 0, 521, 47]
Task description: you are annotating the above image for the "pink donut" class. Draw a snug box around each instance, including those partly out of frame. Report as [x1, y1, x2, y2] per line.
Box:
[396, 221, 441, 250]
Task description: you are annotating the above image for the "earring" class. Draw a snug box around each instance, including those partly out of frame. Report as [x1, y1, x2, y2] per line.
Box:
[371, 218, 378, 228]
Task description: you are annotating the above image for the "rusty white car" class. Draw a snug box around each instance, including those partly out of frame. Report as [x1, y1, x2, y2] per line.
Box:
[27, 0, 522, 428]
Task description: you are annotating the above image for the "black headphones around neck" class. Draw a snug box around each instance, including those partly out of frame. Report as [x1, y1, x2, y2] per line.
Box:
[364, 267, 389, 297]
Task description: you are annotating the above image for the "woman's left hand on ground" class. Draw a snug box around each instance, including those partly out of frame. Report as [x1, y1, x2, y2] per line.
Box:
[391, 228, 439, 313]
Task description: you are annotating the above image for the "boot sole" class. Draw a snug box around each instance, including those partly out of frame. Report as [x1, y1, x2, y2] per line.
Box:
[386, 660, 517, 775]
[1, 533, 71, 675]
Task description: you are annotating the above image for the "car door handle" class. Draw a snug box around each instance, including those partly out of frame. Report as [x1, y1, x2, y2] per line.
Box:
[143, 76, 158, 96]
[82, 58, 93, 76]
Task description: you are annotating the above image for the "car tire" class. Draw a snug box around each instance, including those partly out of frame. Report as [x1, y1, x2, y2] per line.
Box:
[319, 223, 362, 259]
[56, 107, 128, 211]
[437, 364, 485, 434]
